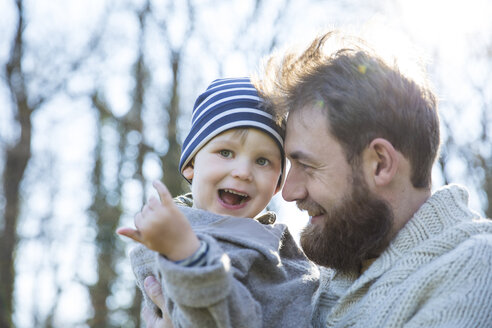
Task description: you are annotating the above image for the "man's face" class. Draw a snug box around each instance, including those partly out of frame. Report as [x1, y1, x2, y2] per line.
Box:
[284, 105, 393, 273]
[283, 105, 353, 220]
[183, 128, 282, 219]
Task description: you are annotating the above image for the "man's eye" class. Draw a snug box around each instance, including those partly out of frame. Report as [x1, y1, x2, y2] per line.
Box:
[256, 158, 269, 166]
[219, 150, 233, 158]
[298, 162, 312, 170]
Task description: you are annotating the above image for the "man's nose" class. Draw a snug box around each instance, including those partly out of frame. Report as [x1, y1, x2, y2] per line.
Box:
[282, 168, 307, 202]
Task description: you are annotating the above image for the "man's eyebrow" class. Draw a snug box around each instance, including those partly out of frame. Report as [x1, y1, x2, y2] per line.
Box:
[288, 150, 310, 161]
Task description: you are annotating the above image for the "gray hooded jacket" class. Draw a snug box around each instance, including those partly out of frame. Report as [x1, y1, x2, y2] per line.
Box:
[130, 202, 319, 328]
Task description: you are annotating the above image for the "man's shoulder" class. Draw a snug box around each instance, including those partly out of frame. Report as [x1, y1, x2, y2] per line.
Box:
[429, 217, 492, 257]
[451, 217, 492, 245]
[450, 226, 492, 257]
[380, 218, 492, 279]
[420, 223, 492, 278]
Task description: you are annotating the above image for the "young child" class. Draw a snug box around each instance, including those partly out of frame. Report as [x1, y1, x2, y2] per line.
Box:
[117, 77, 319, 328]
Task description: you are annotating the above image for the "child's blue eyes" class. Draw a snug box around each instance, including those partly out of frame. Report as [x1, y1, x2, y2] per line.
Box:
[219, 150, 233, 158]
[256, 158, 269, 166]
[218, 150, 270, 166]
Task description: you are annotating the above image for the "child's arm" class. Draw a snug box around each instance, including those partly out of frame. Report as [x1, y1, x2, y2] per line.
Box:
[120, 181, 289, 328]
[117, 180, 200, 261]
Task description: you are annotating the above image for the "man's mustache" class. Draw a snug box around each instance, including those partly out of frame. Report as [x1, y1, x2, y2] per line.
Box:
[296, 199, 325, 215]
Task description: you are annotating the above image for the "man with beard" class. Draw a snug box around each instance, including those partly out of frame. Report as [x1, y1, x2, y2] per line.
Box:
[139, 30, 492, 328]
[256, 30, 492, 327]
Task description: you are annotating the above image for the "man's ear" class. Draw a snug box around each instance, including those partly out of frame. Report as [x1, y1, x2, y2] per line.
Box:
[182, 165, 194, 181]
[364, 138, 399, 187]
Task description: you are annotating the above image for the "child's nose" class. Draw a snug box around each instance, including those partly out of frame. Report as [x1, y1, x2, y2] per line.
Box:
[231, 159, 253, 181]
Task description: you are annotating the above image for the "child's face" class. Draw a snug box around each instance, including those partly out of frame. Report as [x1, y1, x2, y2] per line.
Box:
[183, 128, 282, 218]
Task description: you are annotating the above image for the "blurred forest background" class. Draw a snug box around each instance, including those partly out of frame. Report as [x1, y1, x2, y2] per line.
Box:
[1, 0, 491, 327]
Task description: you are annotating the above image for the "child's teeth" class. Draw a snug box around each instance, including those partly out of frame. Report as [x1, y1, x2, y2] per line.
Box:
[224, 189, 248, 197]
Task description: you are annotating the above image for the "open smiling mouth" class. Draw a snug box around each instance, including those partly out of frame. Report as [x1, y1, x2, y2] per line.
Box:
[218, 189, 250, 206]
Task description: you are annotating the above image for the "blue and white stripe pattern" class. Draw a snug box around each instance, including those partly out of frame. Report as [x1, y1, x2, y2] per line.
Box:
[179, 77, 285, 179]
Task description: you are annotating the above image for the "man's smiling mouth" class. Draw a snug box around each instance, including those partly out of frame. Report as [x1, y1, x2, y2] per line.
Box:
[297, 202, 325, 218]
[308, 210, 325, 217]
[218, 189, 250, 205]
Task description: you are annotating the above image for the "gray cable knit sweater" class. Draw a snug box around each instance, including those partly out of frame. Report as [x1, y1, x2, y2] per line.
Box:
[130, 205, 319, 328]
[311, 184, 492, 328]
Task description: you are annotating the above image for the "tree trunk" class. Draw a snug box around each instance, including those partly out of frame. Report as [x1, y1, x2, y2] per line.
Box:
[162, 52, 186, 196]
[1, 1, 32, 326]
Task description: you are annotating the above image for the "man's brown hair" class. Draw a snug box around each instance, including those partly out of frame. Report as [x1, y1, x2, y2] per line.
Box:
[255, 30, 440, 188]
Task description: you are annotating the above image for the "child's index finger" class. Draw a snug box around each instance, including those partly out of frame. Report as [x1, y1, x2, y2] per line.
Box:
[152, 180, 173, 205]
[116, 226, 142, 243]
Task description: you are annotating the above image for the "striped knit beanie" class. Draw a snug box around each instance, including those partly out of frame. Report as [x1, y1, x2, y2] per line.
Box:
[179, 77, 285, 184]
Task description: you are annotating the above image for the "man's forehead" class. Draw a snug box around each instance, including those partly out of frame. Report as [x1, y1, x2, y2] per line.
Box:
[286, 103, 327, 134]
[285, 111, 311, 156]
[284, 103, 332, 158]
[286, 107, 311, 130]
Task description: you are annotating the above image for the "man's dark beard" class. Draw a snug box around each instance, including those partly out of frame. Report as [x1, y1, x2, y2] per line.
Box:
[300, 173, 394, 274]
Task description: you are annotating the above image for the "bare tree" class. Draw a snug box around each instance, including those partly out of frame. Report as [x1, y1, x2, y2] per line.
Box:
[84, 1, 198, 325]
[85, 2, 152, 325]
[1, 0, 103, 326]
[0, 2, 31, 327]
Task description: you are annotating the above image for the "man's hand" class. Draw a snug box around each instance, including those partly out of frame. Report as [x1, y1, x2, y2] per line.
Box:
[117, 180, 200, 260]
[142, 276, 174, 328]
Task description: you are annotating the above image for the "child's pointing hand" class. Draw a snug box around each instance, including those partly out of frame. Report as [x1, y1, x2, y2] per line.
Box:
[117, 180, 200, 261]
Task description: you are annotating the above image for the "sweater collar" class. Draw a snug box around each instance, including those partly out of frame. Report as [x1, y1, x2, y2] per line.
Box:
[386, 184, 474, 256]
[339, 184, 476, 288]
